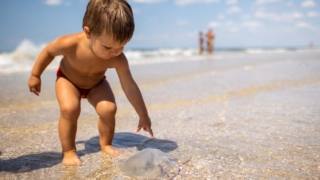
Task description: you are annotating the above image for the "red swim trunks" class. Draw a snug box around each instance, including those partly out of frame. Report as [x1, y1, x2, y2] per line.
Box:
[56, 68, 105, 98]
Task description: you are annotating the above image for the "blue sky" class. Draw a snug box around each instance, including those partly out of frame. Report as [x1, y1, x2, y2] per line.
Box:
[1, 0, 320, 51]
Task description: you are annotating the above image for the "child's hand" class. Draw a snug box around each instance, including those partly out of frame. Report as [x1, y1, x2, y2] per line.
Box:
[136, 116, 154, 138]
[28, 75, 41, 96]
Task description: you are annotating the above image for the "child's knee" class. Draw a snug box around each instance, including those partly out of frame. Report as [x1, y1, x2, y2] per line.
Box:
[96, 101, 117, 119]
[60, 103, 81, 119]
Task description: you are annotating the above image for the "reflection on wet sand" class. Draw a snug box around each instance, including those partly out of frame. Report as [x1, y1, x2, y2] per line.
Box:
[0, 132, 177, 175]
[1, 50, 320, 178]
[3, 77, 319, 135]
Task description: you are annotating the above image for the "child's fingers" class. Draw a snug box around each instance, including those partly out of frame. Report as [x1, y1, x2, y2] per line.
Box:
[32, 91, 39, 96]
[143, 126, 154, 137]
[33, 90, 40, 96]
[35, 84, 41, 92]
[30, 87, 40, 96]
[148, 128, 154, 138]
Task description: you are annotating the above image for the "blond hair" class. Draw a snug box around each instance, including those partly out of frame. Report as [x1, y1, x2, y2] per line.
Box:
[83, 0, 134, 43]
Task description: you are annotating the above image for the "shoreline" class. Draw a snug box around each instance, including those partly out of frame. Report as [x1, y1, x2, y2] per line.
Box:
[1, 50, 320, 178]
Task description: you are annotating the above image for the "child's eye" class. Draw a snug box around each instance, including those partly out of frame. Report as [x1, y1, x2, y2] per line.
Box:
[103, 46, 112, 50]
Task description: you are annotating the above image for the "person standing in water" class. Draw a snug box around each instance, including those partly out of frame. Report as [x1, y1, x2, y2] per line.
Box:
[199, 31, 204, 55]
[206, 29, 215, 54]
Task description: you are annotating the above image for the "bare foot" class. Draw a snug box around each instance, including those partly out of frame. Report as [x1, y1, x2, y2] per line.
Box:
[101, 145, 120, 157]
[62, 150, 81, 166]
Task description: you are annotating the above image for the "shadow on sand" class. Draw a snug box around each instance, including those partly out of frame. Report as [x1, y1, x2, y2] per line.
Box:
[0, 132, 177, 173]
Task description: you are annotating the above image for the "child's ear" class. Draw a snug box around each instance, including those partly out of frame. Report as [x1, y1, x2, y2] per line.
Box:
[83, 26, 91, 39]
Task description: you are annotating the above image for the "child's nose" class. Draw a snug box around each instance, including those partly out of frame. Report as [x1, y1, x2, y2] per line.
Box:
[111, 48, 123, 56]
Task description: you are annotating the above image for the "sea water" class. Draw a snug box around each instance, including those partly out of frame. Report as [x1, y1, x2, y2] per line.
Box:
[1, 39, 316, 74]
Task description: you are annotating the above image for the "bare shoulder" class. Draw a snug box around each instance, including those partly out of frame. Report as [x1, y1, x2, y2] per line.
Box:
[113, 53, 130, 70]
[46, 32, 83, 56]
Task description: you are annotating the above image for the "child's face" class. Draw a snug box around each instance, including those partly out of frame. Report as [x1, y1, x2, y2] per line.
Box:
[89, 32, 127, 60]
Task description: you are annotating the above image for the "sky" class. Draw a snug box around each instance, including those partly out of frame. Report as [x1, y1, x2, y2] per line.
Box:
[1, 0, 320, 51]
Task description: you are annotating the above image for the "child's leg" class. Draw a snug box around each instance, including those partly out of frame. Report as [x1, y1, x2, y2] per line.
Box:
[87, 80, 119, 156]
[56, 77, 81, 165]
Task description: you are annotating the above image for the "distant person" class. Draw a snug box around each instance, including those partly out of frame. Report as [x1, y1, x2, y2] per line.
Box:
[28, 0, 153, 166]
[206, 29, 215, 54]
[199, 31, 204, 54]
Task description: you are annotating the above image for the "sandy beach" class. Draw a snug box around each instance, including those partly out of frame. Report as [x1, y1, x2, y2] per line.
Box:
[1, 49, 320, 179]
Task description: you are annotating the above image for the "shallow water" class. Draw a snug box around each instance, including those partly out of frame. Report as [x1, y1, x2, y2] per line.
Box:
[1, 50, 320, 178]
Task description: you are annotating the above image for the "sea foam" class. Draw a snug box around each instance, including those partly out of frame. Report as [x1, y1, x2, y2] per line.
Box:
[0, 39, 60, 74]
[0, 40, 204, 74]
[1, 39, 318, 74]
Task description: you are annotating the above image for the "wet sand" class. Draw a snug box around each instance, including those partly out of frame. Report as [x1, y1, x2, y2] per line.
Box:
[1, 49, 320, 179]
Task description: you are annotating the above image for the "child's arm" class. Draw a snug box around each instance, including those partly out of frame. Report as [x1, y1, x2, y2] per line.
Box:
[115, 54, 154, 137]
[28, 35, 75, 96]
